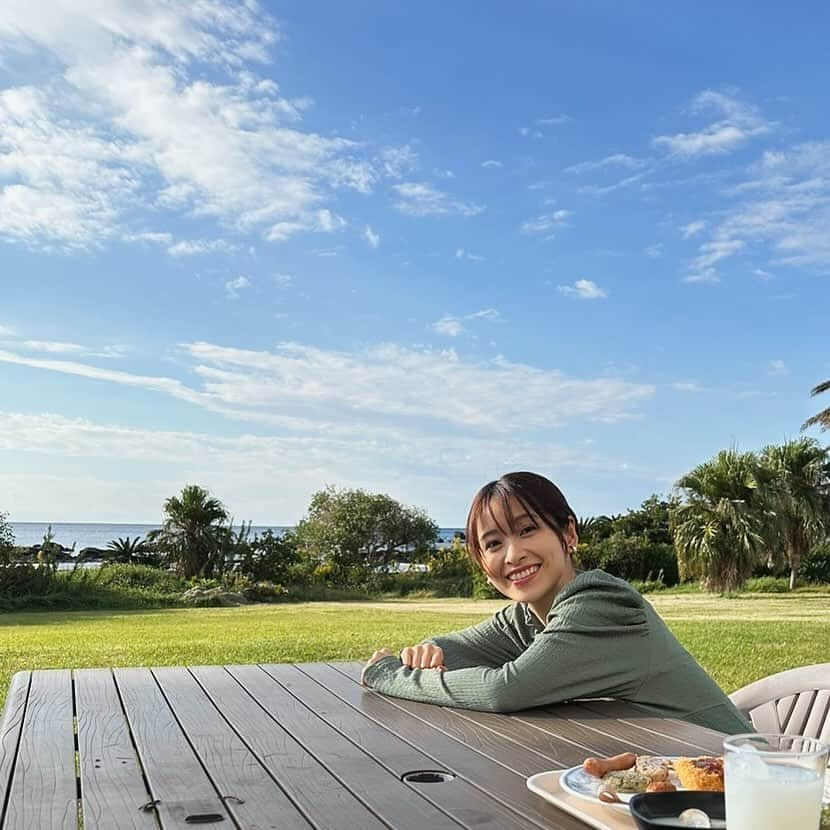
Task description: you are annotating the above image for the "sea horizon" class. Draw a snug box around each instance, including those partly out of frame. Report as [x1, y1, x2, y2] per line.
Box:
[9, 521, 466, 550]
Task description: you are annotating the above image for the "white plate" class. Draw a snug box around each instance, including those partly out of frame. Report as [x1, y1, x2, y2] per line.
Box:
[559, 757, 680, 806]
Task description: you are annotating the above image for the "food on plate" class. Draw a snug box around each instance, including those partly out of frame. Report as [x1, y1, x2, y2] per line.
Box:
[597, 784, 622, 803]
[646, 779, 677, 793]
[601, 769, 651, 793]
[635, 755, 671, 781]
[582, 752, 636, 777]
[673, 756, 724, 792]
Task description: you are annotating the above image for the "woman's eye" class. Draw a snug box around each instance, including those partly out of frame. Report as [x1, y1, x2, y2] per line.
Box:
[520, 525, 537, 536]
[484, 539, 501, 551]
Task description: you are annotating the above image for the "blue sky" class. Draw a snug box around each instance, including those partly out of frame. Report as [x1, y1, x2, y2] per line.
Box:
[0, 1, 827, 525]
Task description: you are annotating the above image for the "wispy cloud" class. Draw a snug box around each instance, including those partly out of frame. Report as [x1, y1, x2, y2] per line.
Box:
[168, 239, 235, 257]
[645, 244, 663, 259]
[379, 145, 418, 178]
[566, 154, 645, 174]
[432, 308, 500, 337]
[481, 159, 502, 169]
[520, 209, 571, 236]
[364, 225, 380, 248]
[768, 359, 789, 376]
[681, 220, 706, 239]
[536, 115, 570, 126]
[0, 4, 381, 250]
[225, 275, 251, 299]
[0, 340, 655, 431]
[557, 279, 607, 300]
[393, 182, 483, 217]
[653, 89, 772, 158]
[753, 268, 774, 280]
[672, 381, 704, 392]
[455, 248, 485, 262]
[272, 273, 294, 286]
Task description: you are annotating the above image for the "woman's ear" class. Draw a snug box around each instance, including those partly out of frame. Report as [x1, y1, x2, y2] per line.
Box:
[566, 516, 579, 553]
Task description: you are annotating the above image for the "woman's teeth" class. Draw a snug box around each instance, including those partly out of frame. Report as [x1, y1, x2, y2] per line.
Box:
[509, 564, 540, 582]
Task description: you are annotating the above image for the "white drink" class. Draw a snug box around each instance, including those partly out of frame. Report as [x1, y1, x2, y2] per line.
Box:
[725, 756, 823, 830]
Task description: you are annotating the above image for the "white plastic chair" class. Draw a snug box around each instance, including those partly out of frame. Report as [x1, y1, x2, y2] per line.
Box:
[729, 663, 830, 740]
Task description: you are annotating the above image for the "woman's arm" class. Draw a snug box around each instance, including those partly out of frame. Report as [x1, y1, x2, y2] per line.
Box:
[362, 584, 650, 711]
[424, 605, 532, 669]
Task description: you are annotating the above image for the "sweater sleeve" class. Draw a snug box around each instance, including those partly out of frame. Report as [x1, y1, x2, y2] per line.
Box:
[362, 579, 651, 712]
[425, 605, 531, 669]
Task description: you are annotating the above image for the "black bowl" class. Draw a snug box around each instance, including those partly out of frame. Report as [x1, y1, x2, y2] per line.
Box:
[628, 791, 725, 829]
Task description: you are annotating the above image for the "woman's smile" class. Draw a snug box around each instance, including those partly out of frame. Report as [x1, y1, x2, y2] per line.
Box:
[506, 563, 541, 586]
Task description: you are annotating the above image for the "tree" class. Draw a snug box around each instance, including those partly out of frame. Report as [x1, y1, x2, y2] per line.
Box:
[147, 485, 230, 579]
[237, 529, 299, 584]
[802, 380, 830, 431]
[758, 438, 830, 590]
[106, 536, 150, 564]
[0, 512, 14, 566]
[672, 449, 767, 592]
[294, 487, 439, 586]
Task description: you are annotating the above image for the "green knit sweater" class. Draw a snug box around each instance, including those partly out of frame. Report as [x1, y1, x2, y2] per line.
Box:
[362, 569, 751, 734]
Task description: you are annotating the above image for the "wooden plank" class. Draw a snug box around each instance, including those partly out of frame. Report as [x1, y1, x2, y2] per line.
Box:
[326, 663, 589, 830]
[277, 663, 541, 830]
[190, 665, 388, 830]
[568, 700, 724, 755]
[0, 671, 32, 827]
[114, 668, 230, 829]
[74, 669, 157, 830]
[0, 672, 30, 828]
[441, 708, 625, 768]
[230, 664, 461, 830]
[4, 669, 77, 830]
[153, 667, 312, 830]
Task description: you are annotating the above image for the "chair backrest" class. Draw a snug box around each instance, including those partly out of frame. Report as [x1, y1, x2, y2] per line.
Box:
[729, 663, 830, 741]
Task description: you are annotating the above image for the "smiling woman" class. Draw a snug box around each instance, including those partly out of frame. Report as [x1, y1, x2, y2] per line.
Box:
[361, 471, 752, 734]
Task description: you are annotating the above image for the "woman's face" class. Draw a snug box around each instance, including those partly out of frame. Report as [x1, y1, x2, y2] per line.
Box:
[475, 495, 577, 620]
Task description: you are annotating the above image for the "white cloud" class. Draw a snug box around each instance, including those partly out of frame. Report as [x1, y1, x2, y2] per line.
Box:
[0, 340, 654, 431]
[768, 359, 789, 376]
[577, 173, 647, 197]
[0, 325, 15, 336]
[364, 225, 380, 248]
[455, 248, 485, 262]
[536, 115, 570, 126]
[645, 244, 663, 259]
[557, 280, 607, 300]
[225, 275, 250, 298]
[520, 209, 571, 236]
[565, 154, 645, 174]
[518, 127, 543, 139]
[393, 182, 483, 217]
[379, 145, 418, 178]
[481, 160, 502, 169]
[273, 273, 294, 286]
[753, 268, 774, 280]
[684, 239, 745, 282]
[672, 381, 703, 392]
[681, 220, 706, 239]
[653, 89, 772, 158]
[0, 3, 379, 249]
[168, 239, 234, 257]
[432, 316, 465, 337]
[20, 340, 87, 354]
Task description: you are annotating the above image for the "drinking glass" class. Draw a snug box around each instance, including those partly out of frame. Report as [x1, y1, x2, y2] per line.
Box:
[723, 733, 828, 830]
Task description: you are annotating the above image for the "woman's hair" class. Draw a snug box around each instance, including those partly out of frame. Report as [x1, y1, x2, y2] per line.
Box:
[465, 471, 578, 566]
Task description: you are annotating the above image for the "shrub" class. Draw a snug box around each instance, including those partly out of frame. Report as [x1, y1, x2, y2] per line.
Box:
[96, 563, 187, 593]
[800, 543, 830, 584]
[743, 576, 791, 593]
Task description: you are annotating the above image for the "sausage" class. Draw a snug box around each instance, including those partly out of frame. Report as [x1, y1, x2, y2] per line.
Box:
[646, 780, 677, 793]
[582, 752, 637, 778]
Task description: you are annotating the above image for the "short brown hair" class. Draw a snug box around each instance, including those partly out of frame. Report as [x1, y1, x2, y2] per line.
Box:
[465, 471, 577, 566]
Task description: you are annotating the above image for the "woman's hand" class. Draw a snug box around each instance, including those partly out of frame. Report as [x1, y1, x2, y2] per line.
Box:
[399, 643, 445, 671]
[361, 648, 395, 685]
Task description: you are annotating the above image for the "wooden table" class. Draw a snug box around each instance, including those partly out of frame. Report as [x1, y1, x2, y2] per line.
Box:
[0, 663, 724, 829]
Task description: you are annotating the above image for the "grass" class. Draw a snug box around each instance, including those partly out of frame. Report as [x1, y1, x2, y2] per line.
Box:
[1, 593, 828, 710]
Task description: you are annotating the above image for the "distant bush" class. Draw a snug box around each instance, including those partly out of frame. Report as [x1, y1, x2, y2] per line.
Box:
[800, 543, 830, 584]
[629, 578, 668, 594]
[577, 533, 679, 586]
[743, 576, 791, 593]
[95, 563, 187, 593]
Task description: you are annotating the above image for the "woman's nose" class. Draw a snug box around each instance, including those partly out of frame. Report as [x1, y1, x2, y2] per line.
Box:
[505, 539, 525, 562]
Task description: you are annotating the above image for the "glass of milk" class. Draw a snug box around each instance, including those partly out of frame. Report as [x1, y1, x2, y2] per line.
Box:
[723, 733, 828, 830]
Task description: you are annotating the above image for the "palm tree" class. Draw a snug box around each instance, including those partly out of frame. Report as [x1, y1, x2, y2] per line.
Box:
[759, 439, 830, 590]
[802, 380, 830, 431]
[672, 449, 767, 592]
[105, 536, 148, 564]
[147, 485, 230, 579]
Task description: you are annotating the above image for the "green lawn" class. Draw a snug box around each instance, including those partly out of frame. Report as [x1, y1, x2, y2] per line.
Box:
[1, 593, 828, 709]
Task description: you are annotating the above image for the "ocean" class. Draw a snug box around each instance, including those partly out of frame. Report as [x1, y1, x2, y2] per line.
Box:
[9, 522, 466, 551]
